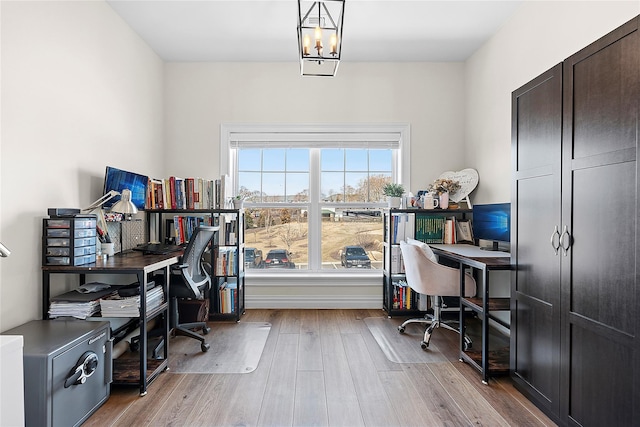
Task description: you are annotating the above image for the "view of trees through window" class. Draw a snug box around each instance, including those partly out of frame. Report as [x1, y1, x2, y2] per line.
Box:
[236, 147, 395, 271]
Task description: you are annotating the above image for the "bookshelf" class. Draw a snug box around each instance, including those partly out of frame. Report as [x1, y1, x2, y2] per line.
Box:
[382, 208, 472, 317]
[145, 208, 245, 322]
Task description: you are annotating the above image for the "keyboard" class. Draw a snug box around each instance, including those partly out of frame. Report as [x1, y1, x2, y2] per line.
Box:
[132, 243, 183, 255]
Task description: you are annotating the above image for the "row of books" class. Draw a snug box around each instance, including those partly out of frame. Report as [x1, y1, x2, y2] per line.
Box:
[389, 213, 416, 244]
[215, 247, 238, 276]
[172, 215, 213, 245]
[146, 174, 232, 210]
[217, 278, 238, 314]
[219, 215, 239, 246]
[391, 212, 461, 245]
[391, 280, 429, 311]
[390, 245, 405, 274]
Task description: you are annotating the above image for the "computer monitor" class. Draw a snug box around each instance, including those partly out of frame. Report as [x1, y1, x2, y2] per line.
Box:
[472, 203, 511, 251]
[103, 166, 148, 210]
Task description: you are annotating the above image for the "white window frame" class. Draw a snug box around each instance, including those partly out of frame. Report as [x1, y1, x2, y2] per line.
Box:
[220, 123, 411, 277]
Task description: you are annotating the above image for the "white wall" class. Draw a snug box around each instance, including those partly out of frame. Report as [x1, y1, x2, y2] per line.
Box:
[465, 0, 639, 204]
[164, 61, 467, 189]
[0, 1, 164, 331]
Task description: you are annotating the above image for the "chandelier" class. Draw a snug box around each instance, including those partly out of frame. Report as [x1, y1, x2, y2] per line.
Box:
[297, 0, 345, 77]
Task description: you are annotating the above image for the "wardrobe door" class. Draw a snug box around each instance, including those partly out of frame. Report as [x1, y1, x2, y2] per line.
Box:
[561, 17, 639, 427]
[511, 63, 563, 423]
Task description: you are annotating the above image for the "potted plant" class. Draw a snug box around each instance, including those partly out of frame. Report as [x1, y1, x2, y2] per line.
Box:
[383, 183, 405, 208]
[232, 195, 245, 209]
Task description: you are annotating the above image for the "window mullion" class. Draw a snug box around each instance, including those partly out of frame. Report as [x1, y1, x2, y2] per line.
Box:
[308, 148, 321, 270]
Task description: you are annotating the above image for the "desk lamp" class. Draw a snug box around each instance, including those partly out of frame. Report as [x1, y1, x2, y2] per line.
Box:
[83, 189, 138, 250]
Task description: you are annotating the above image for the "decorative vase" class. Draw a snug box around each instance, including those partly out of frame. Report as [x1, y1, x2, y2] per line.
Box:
[439, 192, 449, 209]
[388, 196, 402, 209]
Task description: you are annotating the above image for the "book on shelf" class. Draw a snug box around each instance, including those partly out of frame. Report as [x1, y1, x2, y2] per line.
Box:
[215, 247, 238, 276]
[415, 214, 446, 244]
[392, 279, 412, 310]
[218, 277, 237, 314]
[390, 245, 405, 274]
[145, 174, 239, 212]
[219, 214, 238, 246]
[444, 217, 457, 244]
[390, 212, 415, 244]
[172, 215, 211, 245]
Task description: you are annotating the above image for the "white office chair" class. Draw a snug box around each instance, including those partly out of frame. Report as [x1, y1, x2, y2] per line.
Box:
[398, 239, 477, 350]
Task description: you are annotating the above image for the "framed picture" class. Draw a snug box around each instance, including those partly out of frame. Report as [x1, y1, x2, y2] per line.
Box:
[456, 219, 474, 244]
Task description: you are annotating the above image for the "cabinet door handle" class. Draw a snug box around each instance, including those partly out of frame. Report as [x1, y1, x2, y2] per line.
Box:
[560, 225, 572, 256]
[550, 225, 560, 255]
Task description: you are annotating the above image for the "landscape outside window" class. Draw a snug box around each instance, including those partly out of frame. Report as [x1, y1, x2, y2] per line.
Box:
[237, 147, 393, 271]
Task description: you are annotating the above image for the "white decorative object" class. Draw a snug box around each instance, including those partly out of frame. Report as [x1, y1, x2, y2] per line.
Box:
[437, 168, 479, 204]
[388, 196, 402, 209]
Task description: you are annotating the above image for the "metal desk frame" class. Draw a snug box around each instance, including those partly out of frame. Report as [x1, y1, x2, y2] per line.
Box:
[42, 251, 180, 396]
[429, 244, 511, 384]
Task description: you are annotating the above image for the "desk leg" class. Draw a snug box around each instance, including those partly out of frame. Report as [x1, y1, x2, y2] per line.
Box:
[138, 272, 148, 396]
[458, 262, 465, 362]
[42, 272, 50, 319]
[481, 266, 489, 385]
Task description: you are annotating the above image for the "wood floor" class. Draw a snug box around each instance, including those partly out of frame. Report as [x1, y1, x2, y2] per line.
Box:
[84, 309, 556, 427]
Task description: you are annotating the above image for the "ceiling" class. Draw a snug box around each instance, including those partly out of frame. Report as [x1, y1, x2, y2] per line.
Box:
[106, 0, 523, 62]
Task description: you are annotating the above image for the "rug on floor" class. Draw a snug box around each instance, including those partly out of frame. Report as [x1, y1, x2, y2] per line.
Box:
[168, 322, 271, 374]
[364, 317, 450, 364]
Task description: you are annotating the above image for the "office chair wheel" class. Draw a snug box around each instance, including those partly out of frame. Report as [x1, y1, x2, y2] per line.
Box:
[463, 335, 473, 351]
[201, 342, 210, 352]
[202, 325, 211, 335]
[397, 325, 406, 333]
[129, 338, 140, 352]
[421, 341, 429, 350]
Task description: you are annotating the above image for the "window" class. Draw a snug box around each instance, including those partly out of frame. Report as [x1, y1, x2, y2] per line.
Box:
[222, 124, 410, 274]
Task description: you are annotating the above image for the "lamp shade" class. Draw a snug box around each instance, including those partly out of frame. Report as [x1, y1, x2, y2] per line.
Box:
[110, 189, 138, 215]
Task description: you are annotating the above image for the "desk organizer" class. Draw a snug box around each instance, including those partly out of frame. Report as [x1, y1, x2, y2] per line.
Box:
[43, 215, 97, 266]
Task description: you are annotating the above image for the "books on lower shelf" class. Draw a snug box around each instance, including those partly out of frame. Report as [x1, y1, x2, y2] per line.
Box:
[218, 278, 237, 314]
[215, 247, 238, 276]
[392, 279, 429, 311]
[391, 245, 405, 274]
[99, 285, 164, 317]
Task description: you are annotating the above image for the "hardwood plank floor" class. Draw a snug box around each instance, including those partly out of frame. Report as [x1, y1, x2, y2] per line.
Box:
[84, 309, 556, 427]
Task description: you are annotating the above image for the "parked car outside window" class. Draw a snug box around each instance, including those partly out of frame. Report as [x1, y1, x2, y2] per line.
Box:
[245, 247, 263, 268]
[340, 245, 371, 268]
[264, 249, 296, 269]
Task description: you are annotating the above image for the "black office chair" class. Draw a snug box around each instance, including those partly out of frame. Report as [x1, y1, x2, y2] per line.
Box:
[169, 225, 218, 352]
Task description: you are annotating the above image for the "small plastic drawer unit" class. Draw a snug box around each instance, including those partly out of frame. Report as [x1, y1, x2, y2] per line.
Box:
[43, 214, 98, 266]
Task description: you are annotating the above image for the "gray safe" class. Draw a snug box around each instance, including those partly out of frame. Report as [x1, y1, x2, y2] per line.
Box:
[2, 319, 112, 427]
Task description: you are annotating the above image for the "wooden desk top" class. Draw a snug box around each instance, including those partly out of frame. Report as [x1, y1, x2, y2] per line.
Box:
[42, 250, 181, 273]
[429, 244, 511, 270]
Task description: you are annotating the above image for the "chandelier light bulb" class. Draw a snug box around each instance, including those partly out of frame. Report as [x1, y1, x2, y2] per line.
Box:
[303, 34, 311, 56]
[330, 33, 337, 55]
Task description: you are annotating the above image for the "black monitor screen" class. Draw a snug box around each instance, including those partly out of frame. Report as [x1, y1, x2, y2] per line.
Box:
[103, 166, 148, 210]
[472, 203, 511, 243]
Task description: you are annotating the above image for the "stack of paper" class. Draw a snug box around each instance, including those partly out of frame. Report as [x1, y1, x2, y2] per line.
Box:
[49, 286, 115, 319]
[99, 286, 164, 317]
[49, 300, 102, 319]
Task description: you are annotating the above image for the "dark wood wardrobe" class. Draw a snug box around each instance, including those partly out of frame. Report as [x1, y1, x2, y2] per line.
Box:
[511, 16, 639, 427]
